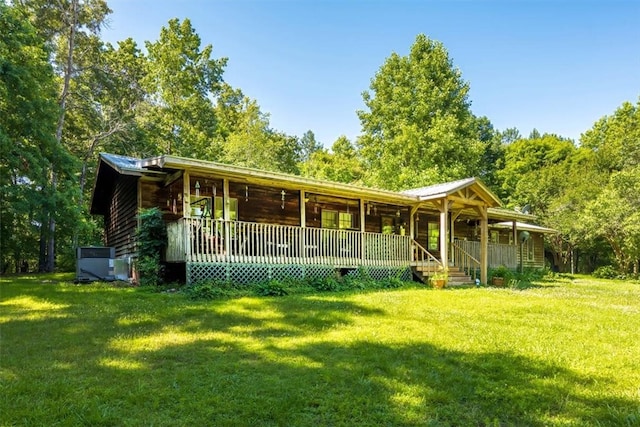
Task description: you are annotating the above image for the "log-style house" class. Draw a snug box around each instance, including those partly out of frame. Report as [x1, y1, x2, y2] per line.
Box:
[90, 153, 554, 285]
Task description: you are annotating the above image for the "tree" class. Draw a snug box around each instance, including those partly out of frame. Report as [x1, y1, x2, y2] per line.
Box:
[0, 1, 60, 272]
[357, 34, 483, 190]
[143, 18, 226, 158]
[16, 0, 111, 271]
[300, 136, 364, 183]
[474, 116, 504, 194]
[580, 99, 640, 173]
[579, 167, 640, 273]
[299, 130, 323, 163]
[221, 101, 301, 174]
[499, 134, 577, 212]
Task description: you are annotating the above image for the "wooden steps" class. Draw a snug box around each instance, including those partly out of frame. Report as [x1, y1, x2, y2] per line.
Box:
[411, 265, 474, 287]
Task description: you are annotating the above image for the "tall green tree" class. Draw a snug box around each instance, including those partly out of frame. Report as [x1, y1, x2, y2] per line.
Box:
[580, 99, 640, 173]
[143, 18, 226, 158]
[0, 1, 62, 272]
[579, 167, 640, 272]
[474, 116, 505, 194]
[499, 134, 577, 212]
[357, 34, 483, 190]
[299, 130, 323, 163]
[16, 0, 111, 271]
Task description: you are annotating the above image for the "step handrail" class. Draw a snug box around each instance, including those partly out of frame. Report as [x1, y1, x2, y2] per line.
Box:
[412, 240, 442, 265]
[450, 241, 481, 281]
[411, 240, 444, 281]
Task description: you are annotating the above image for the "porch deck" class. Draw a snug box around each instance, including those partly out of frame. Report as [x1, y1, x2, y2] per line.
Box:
[166, 218, 518, 282]
[167, 218, 418, 267]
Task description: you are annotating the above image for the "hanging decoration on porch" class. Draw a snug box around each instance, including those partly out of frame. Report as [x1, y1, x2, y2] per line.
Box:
[281, 190, 286, 209]
[195, 181, 200, 197]
[245, 185, 249, 202]
[366, 203, 371, 215]
[212, 184, 216, 198]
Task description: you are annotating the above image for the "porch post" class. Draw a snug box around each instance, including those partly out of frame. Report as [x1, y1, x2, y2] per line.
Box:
[183, 171, 190, 217]
[300, 190, 306, 227]
[439, 199, 449, 268]
[300, 190, 307, 262]
[480, 206, 489, 284]
[223, 178, 230, 256]
[183, 171, 191, 262]
[409, 204, 420, 240]
[360, 198, 366, 264]
[512, 221, 517, 246]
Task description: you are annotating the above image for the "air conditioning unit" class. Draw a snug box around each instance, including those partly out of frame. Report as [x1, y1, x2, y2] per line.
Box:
[76, 247, 116, 282]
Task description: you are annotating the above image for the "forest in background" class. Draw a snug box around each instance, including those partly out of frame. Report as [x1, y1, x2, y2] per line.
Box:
[1, 0, 639, 275]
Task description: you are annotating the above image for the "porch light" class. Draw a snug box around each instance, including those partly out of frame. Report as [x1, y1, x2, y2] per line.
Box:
[366, 204, 371, 215]
[396, 209, 401, 217]
[195, 181, 200, 197]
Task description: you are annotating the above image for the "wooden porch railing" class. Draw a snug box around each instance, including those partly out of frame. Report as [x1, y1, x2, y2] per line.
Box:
[453, 240, 518, 269]
[166, 218, 414, 267]
[450, 241, 481, 281]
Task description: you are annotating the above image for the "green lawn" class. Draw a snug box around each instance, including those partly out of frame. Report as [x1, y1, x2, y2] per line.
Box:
[1, 274, 639, 426]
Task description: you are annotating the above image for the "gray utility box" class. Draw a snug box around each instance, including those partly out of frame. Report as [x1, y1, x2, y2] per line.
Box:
[76, 247, 116, 282]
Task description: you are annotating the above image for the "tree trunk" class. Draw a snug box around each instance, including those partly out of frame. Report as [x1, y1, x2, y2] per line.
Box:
[46, 0, 78, 272]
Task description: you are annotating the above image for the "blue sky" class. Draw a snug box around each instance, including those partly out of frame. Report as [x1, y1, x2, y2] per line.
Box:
[102, 0, 639, 147]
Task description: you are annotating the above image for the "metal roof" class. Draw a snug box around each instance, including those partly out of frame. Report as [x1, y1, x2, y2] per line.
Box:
[99, 153, 144, 174]
[402, 177, 502, 207]
[91, 153, 543, 224]
[492, 221, 558, 234]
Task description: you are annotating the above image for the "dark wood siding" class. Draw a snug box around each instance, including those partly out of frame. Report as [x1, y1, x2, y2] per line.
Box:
[104, 175, 139, 258]
[232, 182, 301, 226]
[305, 193, 363, 230]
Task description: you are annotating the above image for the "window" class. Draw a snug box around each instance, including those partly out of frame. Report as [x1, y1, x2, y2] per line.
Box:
[322, 210, 354, 229]
[190, 195, 211, 217]
[490, 230, 500, 244]
[427, 222, 439, 251]
[527, 236, 534, 261]
[213, 196, 238, 220]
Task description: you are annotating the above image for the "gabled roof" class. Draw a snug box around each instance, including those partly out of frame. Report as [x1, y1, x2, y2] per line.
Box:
[402, 177, 502, 208]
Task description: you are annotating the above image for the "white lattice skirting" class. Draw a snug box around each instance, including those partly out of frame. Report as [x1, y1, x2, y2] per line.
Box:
[186, 262, 411, 285]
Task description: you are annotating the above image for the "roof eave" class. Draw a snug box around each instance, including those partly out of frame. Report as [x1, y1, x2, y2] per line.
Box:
[144, 155, 420, 205]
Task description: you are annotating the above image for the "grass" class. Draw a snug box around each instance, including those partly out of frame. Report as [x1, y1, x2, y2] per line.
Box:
[1, 274, 639, 426]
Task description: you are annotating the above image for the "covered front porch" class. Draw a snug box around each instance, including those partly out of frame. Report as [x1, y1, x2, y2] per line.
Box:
[165, 217, 522, 284]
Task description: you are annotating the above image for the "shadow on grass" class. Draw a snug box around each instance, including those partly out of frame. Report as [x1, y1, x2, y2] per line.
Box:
[1, 276, 637, 426]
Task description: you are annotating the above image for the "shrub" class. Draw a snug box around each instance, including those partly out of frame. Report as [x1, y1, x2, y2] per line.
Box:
[310, 276, 342, 292]
[593, 265, 620, 279]
[136, 208, 167, 286]
[490, 265, 513, 281]
[256, 280, 289, 297]
[137, 256, 163, 287]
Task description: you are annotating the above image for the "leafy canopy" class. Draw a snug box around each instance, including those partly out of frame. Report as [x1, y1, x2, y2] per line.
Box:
[357, 34, 483, 190]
